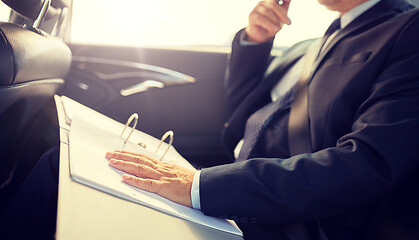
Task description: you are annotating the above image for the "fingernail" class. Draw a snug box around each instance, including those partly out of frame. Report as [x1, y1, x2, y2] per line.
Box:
[105, 152, 113, 159]
[110, 159, 118, 165]
[122, 174, 132, 181]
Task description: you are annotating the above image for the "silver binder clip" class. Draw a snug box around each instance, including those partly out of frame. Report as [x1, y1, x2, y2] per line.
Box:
[155, 130, 174, 161]
[121, 113, 139, 144]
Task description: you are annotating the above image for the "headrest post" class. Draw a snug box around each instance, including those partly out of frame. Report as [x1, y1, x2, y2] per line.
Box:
[33, 0, 51, 29]
[51, 7, 67, 36]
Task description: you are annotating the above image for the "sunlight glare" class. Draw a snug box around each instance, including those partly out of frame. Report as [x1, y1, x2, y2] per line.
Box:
[0, 2, 11, 22]
[71, 0, 338, 47]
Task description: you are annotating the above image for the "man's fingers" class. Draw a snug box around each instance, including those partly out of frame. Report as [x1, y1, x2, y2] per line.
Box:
[122, 174, 162, 194]
[110, 159, 162, 179]
[106, 150, 195, 207]
[106, 151, 157, 167]
[122, 174, 193, 207]
[112, 156, 195, 207]
[115, 150, 158, 164]
[257, 3, 281, 26]
[246, 0, 292, 43]
[259, 1, 291, 25]
[114, 150, 156, 162]
[106, 151, 178, 177]
[250, 11, 282, 33]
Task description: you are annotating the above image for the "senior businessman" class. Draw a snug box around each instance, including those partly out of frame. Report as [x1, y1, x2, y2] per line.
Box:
[108, 0, 419, 239]
[3, 0, 419, 239]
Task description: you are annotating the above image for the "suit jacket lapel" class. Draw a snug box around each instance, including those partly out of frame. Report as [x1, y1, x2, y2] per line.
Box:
[312, 0, 402, 78]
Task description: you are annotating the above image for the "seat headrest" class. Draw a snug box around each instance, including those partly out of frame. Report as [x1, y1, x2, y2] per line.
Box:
[2, 0, 70, 21]
[0, 22, 71, 86]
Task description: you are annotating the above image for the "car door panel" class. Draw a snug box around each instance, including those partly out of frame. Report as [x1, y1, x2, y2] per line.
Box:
[61, 44, 232, 167]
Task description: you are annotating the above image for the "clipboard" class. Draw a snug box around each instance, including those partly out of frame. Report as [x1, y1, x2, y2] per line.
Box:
[54, 95, 242, 236]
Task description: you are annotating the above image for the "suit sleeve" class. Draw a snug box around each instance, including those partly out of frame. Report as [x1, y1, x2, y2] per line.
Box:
[225, 29, 274, 109]
[200, 14, 419, 224]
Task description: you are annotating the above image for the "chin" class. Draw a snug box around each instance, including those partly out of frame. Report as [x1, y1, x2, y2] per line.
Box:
[317, 0, 345, 11]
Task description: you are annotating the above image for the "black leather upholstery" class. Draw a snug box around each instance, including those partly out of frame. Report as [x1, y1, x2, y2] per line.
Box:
[0, 22, 71, 86]
[2, 0, 70, 21]
[0, 4, 71, 210]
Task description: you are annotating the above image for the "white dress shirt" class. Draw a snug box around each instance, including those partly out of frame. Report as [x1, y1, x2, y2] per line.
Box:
[191, 0, 381, 209]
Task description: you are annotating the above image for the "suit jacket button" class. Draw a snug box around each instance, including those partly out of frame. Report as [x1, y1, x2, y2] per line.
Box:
[224, 122, 230, 128]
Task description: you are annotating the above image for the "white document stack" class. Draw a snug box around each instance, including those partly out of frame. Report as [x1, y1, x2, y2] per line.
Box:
[55, 95, 242, 236]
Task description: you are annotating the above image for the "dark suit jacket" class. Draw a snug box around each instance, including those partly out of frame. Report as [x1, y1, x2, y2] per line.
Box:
[199, 0, 419, 239]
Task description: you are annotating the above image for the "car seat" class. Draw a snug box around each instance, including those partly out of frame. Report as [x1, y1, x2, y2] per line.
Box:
[0, 0, 71, 211]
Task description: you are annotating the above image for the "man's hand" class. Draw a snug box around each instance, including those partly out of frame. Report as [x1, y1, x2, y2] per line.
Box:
[106, 150, 196, 207]
[245, 0, 292, 43]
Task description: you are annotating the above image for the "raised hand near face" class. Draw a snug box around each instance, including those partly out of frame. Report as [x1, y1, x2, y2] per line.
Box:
[245, 0, 292, 43]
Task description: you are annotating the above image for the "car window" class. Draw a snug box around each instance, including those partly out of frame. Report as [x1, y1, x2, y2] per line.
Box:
[0, 2, 11, 22]
[71, 0, 336, 48]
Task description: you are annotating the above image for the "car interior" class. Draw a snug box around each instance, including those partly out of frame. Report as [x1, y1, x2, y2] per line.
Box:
[0, 0, 418, 232]
[0, 0, 236, 213]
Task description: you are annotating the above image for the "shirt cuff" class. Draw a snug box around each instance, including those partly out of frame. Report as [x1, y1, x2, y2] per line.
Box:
[239, 31, 259, 46]
[191, 170, 201, 209]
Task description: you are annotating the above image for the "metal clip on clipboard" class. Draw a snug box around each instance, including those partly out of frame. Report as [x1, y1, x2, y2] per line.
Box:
[120, 113, 174, 161]
[120, 113, 139, 144]
[155, 130, 174, 161]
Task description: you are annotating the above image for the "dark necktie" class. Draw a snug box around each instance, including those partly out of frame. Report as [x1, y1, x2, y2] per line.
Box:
[325, 18, 341, 38]
[319, 18, 341, 54]
[237, 18, 341, 161]
[237, 90, 295, 161]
